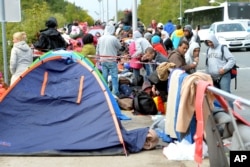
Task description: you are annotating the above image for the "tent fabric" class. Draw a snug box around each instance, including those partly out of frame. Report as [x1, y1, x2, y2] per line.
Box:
[32, 50, 130, 120]
[0, 51, 147, 155]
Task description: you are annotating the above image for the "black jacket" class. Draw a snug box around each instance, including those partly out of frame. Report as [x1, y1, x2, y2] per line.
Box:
[33, 28, 67, 52]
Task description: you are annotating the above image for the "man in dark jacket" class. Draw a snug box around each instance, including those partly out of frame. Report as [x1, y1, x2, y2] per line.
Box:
[33, 17, 67, 52]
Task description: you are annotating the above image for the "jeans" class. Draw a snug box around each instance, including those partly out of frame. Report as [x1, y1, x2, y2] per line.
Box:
[219, 72, 233, 108]
[144, 64, 152, 76]
[143, 64, 153, 81]
[101, 62, 119, 96]
[133, 68, 140, 78]
[219, 72, 231, 93]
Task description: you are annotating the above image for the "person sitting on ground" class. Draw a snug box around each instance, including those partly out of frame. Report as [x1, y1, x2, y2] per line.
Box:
[33, 17, 68, 52]
[141, 47, 170, 102]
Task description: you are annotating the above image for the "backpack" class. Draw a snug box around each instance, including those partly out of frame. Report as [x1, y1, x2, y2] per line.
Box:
[119, 84, 132, 97]
[132, 90, 158, 115]
[206, 45, 239, 89]
[131, 74, 144, 86]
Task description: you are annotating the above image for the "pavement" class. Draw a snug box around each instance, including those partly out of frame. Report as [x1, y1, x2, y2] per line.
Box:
[0, 110, 210, 167]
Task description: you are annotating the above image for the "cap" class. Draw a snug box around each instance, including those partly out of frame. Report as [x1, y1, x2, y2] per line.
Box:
[157, 23, 164, 29]
[141, 81, 152, 91]
[183, 25, 193, 33]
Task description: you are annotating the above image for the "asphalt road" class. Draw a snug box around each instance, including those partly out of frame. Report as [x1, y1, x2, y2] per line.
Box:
[198, 43, 250, 100]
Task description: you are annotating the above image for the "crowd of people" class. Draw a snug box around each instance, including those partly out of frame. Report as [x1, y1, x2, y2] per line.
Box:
[0, 14, 238, 162]
[1, 13, 236, 106]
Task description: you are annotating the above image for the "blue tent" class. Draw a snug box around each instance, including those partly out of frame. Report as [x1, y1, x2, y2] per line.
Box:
[0, 51, 148, 155]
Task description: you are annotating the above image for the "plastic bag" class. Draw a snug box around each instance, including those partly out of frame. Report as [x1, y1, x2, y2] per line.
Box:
[163, 139, 208, 160]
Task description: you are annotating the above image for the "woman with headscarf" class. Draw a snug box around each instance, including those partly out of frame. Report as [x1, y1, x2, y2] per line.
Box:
[184, 42, 200, 74]
[161, 30, 173, 52]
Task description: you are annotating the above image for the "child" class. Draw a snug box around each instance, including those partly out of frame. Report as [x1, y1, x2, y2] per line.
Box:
[118, 55, 130, 74]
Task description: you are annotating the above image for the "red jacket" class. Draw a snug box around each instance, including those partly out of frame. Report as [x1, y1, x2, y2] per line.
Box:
[152, 43, 168, 57]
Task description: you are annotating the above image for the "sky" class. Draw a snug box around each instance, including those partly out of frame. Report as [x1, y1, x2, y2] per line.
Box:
[67, 0, 141, 21]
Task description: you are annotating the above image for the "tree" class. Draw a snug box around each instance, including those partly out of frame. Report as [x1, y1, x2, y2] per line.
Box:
[0, 0, 94, 73]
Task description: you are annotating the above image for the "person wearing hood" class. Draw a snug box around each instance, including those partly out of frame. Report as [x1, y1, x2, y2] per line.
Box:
[181, 25, 200, 47]
[204, 33, 236, 93]
[168, 40, 197, 74]
[33, 17, 67, 52]
[144, 32, 153, 42]
[130, 30, 152, 81]
[171, 24, 184, 49]
[163, 20, 175, 37]
[10, 32, 33, 85]
[161, 30, 173, 52]
[96, 22, 122, 97]
[151, 35, 168, 57]
[184, 42, 200, 74]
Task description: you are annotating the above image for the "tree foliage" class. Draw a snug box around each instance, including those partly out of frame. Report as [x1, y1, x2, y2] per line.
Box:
[0, 0, 94, 73]
[138, 0, 209, 26]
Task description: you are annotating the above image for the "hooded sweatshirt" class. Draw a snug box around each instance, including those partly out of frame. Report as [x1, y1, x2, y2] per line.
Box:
[96, 23, 121, 62]
[132, 30, 152, 58]
[171, 28, 184, 49]
[185, 42, 200, 74]
[181, 25, 200, 46]
[33, 17, 67, 51]
[205, 34, 236, 79]
[10, 41, 33, 84]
